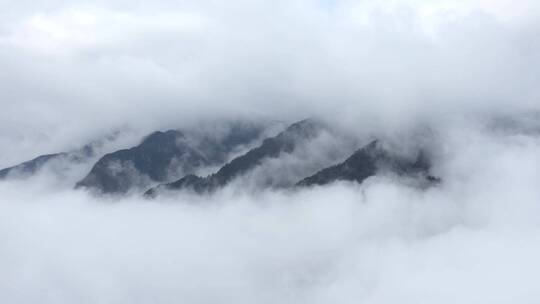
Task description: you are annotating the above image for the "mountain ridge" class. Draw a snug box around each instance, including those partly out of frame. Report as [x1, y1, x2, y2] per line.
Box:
[76, 122, 267, 195]
[144, 119, 325, 196]
[296, 140, 438, 187]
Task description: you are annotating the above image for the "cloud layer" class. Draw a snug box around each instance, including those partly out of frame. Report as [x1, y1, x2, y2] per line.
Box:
[1, 121, 540, 303]
[1, 0, 540, 303]
[2, 0, 540, 166]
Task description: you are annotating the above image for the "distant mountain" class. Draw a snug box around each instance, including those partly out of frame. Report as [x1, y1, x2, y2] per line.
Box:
[296, 140, 439, 187]
[0, 153, 66, 179]
[2, 119, 441, 196]
[76, 122, 266, 195]
[0, 141, 102, 180]
[144, 119, 324, 197]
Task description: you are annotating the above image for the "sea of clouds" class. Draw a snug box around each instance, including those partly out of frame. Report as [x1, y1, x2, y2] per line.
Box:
[1, 0, 540, 303]
[1, 116, 539, 303]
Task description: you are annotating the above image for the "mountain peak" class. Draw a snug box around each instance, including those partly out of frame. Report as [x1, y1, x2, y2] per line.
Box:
[76, 122, 266, 195]
[297, 140, 437, 187]
[145, 119, 328, 196]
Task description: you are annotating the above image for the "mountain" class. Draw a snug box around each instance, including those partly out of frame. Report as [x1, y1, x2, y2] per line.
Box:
[296, 140, 439, 187]
[0, 142, 100, 180]
[76, 122, 266, 195]
[2, 119, 440, 196]
[0, 153, 66, 179]
[144, 119, 324, 197]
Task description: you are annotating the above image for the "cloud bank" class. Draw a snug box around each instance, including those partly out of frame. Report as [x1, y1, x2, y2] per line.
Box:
[1, 0, 539, 165]
[1, 121, 540, 303]
[1, 0, 540, 303]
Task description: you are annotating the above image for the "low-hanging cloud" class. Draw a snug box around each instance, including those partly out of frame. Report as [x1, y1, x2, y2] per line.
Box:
[1, 117, 540, 303]
[1, 0, 540, 165]
[1, 0, 540, 303]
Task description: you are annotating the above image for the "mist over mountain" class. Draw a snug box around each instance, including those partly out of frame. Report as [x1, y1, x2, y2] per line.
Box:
[297, 140, 438, 188]
[1, 0, 540, 303]
[145, 119, 326, 196]
[0, 132, 134, 184]
[1, 118, 438, 197]
[0, 153, 68, 179]
[144, 119, 439, 197]
[74, 121, 267, 195]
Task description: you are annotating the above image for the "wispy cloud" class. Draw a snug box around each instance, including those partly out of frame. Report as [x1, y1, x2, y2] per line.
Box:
[1, 1, 540, 303]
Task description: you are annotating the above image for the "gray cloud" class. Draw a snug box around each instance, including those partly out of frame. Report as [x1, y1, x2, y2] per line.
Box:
[1, 121, 540, 303]
[1, 0, 540, 303]
[2, 0, 540, 165]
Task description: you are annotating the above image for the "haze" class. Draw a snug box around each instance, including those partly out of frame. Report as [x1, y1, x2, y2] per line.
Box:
[1, 0, 540, 303]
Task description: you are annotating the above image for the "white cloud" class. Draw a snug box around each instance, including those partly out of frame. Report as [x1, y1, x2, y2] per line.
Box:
[1, 122, 539, 303]
[0, 1, 538, 166]
[1, 1, 540, 302]
[0, 7, 208, 55]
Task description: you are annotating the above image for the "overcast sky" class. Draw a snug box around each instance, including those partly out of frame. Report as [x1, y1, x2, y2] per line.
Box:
[1, 0, 539, 166]
[1, 1, 540, 303]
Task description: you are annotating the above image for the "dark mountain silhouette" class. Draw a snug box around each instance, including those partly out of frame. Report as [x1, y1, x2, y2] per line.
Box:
[296, 140, 439, 187]
[77, 122, 265, 195]
[3, 119, 440, 196]
[144, 119, 323, 197]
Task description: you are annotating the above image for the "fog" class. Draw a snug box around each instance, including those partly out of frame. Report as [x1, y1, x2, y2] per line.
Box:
[1, 117, 540, 303]
[1, 0, 540, 303]
[2, 0, 540, 165]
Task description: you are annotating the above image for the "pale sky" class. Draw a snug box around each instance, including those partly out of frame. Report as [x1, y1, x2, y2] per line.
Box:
[0, 0, 539, 165]
[1, 3, 540, 304]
